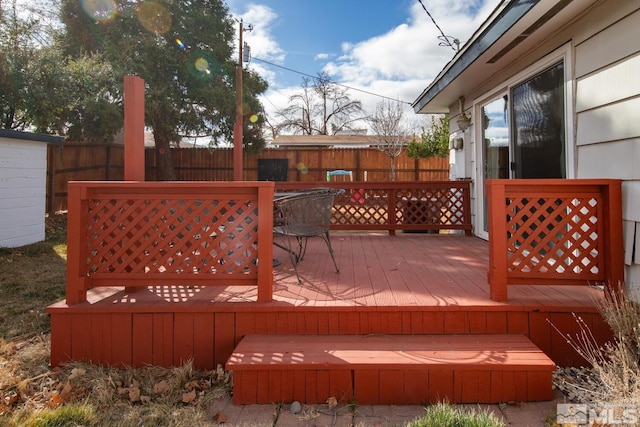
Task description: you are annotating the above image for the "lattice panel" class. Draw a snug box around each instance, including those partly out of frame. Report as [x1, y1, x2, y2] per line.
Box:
[85, 197, 259, 277]
[505, 196, 603, 279]
[333, 188, 389, 226]
[395, 188, 466, 225]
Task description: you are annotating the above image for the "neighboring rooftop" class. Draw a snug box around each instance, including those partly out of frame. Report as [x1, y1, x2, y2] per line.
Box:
[271, 135, 414, 148]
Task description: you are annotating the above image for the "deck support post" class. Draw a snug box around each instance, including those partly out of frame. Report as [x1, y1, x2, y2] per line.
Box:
[487, 181, 508, 302]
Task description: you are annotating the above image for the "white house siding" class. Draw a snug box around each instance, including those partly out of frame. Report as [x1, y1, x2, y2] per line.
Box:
[573, 3, 640, 299]
[444, 0, 640, 295]
[0, 138, 48, 247]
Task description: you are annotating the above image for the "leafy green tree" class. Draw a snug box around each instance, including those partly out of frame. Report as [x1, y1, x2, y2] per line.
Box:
[60, 0, 268, 179]
[0, 0, 121, 141]
[26, 46, 122, 141]
[0, 0, 39, 129]
[407, 114, 450, 159]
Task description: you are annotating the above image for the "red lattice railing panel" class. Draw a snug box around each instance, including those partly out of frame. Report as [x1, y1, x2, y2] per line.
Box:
[66, 182, 275, 304]
[275, 181, 472, 234]
[505, 196, 601, 278]
[333, 188, 390, 227]
[86, 198, 258, 276]
[395, 186, 468, 228]
[487, 179, 623, 302]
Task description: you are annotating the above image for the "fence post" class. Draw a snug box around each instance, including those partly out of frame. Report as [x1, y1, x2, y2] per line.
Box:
[124, 75, 145, 181]
[257, 183, 274, 302]
[388, 187, 397, 236]
[603, 180, 624, 297]
[66, 183, 88, 304]
[462, 179, 472, 236]
[487, 180, 509, 302]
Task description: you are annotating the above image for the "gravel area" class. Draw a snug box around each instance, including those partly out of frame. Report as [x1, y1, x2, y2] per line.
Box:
[553, 366, 602, 403]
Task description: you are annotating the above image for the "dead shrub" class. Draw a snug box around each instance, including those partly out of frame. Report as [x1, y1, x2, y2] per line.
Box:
[552, 285, 640, 407]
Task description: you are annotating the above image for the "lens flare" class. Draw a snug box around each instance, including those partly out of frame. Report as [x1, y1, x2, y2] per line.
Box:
[186, 51, 221, 80]
[176, 38, 185, 49]
[297, 162, 308, 174]
[194, 57, 209, 73]
[137, 2, 171, 34]
[80, 0, 117, 22]
[249, 114, 259, 123]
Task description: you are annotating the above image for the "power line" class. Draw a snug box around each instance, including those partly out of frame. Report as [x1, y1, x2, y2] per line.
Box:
[417, 0, 460, 52]
[250, 56, 412, 105]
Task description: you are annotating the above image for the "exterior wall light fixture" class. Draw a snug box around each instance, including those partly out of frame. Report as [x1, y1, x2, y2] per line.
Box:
[456, 112, 472, 132]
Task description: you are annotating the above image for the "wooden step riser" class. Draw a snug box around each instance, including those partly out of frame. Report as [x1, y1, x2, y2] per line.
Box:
[226, 334, 556, 405]
[232, 368, 552, 405]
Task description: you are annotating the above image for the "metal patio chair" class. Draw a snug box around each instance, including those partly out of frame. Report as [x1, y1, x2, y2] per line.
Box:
[273, 188, 340, 284]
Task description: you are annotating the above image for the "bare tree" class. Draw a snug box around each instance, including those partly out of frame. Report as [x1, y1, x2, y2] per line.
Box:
[274, 72, 364, 135]
[367, 99, 409, 181]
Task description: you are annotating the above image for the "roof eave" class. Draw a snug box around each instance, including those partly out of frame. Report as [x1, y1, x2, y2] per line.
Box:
[412, 0, 539, 114]
[0, 129, 64, 145]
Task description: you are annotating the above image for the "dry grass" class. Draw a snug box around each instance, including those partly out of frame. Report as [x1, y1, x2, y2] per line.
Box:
[0, 217, 67, 340]
[553, 286, 640, 408]
[0, 214, 233, 426]
[590, 288, 640, 405]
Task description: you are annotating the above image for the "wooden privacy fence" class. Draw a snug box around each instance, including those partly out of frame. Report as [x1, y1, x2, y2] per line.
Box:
[154, 147, 450, 183]
[47, 143, 449, 213]
[47, 143, 125, 214]
[275, 181, 472, 235]
[486, 179, 624, 302]
[65, 181, 275, 304]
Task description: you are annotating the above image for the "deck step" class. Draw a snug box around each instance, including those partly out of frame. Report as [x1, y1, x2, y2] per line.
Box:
[226, 334, 556, 405]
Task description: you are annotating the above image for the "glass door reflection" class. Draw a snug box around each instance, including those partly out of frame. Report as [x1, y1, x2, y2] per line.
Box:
[481, 95, 510, 233]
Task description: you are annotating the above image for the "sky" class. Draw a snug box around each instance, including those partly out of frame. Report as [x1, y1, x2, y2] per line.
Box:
[226, 0, 502, 134]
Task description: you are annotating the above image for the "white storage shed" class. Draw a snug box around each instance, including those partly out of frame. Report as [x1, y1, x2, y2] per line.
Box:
[0, 130, 64, 247]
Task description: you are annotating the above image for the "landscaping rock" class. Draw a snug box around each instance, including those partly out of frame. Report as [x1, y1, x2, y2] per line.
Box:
[290, 400, 301, 414]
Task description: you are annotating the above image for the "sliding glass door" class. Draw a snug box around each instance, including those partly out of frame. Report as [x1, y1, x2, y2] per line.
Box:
[479, 61, 566, 236]
[512, 61, 565, 179]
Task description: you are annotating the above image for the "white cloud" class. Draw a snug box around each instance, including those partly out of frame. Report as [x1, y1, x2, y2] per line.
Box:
[236, 4, 284, 63]
[231, 3, 285, 87]
[324, 0, 500, 98]
[230, 0, 501, 136]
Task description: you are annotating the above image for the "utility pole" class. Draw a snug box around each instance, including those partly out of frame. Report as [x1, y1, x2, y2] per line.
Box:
[233, 20, 253, 180]
[233, 20, 244, 181]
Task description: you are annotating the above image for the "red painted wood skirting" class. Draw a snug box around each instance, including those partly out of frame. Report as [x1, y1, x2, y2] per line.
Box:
[48, 304, 605, 369]
[227, 334, 555, 405]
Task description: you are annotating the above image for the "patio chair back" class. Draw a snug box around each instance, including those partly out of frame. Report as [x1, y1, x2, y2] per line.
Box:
[277, 190, 333, 233]
[273, 188, 340, 283]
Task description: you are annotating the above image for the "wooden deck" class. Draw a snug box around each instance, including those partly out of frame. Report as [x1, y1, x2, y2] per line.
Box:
[48, 232, 611, 370]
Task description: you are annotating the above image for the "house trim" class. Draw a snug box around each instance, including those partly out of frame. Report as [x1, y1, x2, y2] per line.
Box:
[412, 0, 539, 113]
